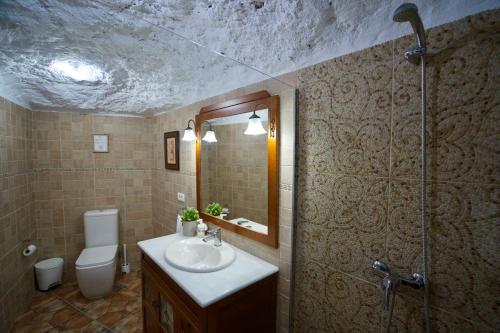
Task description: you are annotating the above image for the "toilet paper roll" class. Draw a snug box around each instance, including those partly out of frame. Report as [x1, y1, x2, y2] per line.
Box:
[23, 244, 37, 257]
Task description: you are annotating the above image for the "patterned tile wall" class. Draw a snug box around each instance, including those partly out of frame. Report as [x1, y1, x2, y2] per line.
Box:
[31, 112, 154, 280]
[151, 84, 296, 333]
[0, 97, 37, 332]
[292, 9, 499, 333]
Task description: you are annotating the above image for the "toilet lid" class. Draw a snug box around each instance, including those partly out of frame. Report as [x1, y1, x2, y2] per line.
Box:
[35, 257, 63, 269]
[76, 245, 117, 268]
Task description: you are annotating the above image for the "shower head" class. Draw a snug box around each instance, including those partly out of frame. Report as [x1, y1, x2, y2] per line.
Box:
[393, 3, 418, 22]
[393, 3, 426, 48]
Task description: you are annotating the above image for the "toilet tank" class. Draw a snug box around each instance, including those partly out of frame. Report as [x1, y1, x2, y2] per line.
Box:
[83, 209, 119, 248]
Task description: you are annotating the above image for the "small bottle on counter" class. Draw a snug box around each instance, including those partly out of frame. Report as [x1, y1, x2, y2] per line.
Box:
[197, 220, 208, 238]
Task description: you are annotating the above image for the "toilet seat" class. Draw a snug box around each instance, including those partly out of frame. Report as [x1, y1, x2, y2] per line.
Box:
[76, 245, 117, 268]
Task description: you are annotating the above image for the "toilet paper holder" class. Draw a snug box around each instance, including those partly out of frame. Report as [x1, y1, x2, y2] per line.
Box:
[22, 239, 37, 257]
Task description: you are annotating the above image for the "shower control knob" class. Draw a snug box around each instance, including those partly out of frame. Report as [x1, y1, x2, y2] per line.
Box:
[372, 259, 390, 277]
[401, 272, 426, 289]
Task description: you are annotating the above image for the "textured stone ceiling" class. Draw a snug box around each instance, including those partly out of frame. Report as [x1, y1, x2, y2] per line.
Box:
[0, 0, 497, 114]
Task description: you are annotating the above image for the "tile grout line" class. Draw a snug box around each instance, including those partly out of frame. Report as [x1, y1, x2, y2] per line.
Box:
[49, 290, 116, 332]
[380, 39, 397, 333]
[304, 257, 380, 288]
[92, 115, 97, 210]
[305, 234, 500, 332]
[58, 115, 68, 277]
[301, 170, 499, 187]
[383, 39, 397, 295]
[396, 291, 500, 333]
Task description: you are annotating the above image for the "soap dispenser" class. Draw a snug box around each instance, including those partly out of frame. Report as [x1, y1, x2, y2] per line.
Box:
[197, 220, 208, 238]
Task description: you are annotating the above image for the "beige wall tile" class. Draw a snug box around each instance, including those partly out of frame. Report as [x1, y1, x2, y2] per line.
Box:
[150, 85, 296, 333]
[0, 98, 36, 330]
[23, 112, 155, 288]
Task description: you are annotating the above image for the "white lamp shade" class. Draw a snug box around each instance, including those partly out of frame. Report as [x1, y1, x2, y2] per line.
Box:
[202, 130, 217, 143]
[244, 116, 267, 135]
[182, 128, 197, 141]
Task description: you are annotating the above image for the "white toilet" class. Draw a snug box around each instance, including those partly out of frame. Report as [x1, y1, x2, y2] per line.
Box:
[76, 209, 119, 299]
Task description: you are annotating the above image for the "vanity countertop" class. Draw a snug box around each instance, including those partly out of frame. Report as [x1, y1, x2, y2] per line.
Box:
[137, 233, 279, 308]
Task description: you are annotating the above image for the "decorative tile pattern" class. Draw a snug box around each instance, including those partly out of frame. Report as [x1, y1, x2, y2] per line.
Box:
[296, 174, 388, 282]
[292, 259, 382, 333]
[11, 271, 142, 333]
[391, 11, 500, 183]
[428, 181, 500, 329]
[296, 51, 393, 178]
[293, 9, 500, 333]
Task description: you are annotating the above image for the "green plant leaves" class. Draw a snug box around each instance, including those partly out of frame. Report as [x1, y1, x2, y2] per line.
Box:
[180, 207, 199, 222]
[205, 202, 223, 216]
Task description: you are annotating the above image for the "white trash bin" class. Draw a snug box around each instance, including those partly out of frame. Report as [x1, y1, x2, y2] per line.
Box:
[35, 257, 64, 291]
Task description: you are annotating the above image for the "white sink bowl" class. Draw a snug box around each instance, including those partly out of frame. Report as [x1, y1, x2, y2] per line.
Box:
[164, 238, 236, 273]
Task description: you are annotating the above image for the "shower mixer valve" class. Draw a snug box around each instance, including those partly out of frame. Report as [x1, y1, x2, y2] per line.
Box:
[372, 260, 425, 310]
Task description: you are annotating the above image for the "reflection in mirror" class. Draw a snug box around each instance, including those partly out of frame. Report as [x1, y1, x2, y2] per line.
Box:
[200, 110, 269, 234]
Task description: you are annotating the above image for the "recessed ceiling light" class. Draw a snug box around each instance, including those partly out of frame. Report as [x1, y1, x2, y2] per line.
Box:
[49, 59, 108, 82]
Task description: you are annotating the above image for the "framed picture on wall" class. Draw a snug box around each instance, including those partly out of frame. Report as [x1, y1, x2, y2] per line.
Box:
[164, 131, 180, 170]
[93, 134, 109, 153]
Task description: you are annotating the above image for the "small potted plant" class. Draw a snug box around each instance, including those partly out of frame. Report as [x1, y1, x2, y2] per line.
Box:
[205, 202, 223, 218]
[180, 207, 200, 236]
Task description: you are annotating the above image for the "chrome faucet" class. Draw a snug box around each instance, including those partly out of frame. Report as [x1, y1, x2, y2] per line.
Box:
[372, 260, 425, 311]
[373, 260, 390, 276]
[203, 227, 222, 247]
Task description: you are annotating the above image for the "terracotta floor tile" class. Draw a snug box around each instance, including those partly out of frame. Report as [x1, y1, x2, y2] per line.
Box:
[97, 311, 129, 327]
[117, 271, 141, 283]
[109, 292, 134, 305]
[64, 313, 93, 329]
[124, 297, 142, 313]
[108, 292, 140, 314]
[129, 285, 142, 296]
[12, 271, 143, 333]
[32, 311, 59, 323]
[31, 292, 57, 309]
[10, 318, 54, 333]
[119, 289, 140, 299]
[114, 283, 128, 292]
[81, 320, 113, 333]
[81, 298, 111, 319]
[11, 324, 54, 333]
[65, 291, 94, 310]
[10, 310, 37, 327]
[52, 282, 79, 299]
[33, 298, 67, 314]
[107, 301, 129, 314]
[113, 313, 142, 333]
[48, 306, 80, 328]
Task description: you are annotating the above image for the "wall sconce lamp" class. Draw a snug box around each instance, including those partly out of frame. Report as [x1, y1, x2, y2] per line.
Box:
[182, 119, 197, 142]
[244, 103, 269, 136]
[202, 122, 217, 143]
[182, 119, 218, 143]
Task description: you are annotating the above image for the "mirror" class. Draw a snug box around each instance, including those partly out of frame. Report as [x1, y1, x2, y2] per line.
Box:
[196, 91, 279, 247]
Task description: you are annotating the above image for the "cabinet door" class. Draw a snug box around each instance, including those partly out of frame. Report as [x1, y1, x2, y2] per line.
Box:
[159, 293, 175, 333]
[175, 308, 201, 333]
[143, 272, 161, 333]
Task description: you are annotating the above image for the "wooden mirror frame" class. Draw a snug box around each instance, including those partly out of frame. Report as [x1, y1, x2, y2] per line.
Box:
[196, 91, 279, 248]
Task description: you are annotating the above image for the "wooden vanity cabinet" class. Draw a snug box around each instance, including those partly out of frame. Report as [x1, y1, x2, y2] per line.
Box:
[141, 253, 278, 333]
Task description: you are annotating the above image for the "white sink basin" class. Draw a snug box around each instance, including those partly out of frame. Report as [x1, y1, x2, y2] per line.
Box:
[164, 238, 236, 273]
